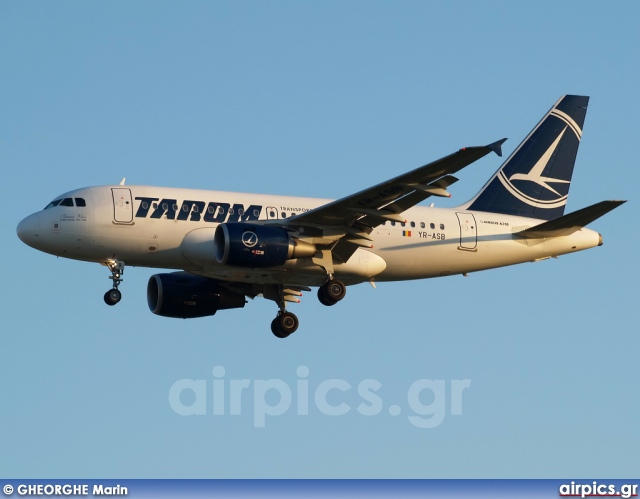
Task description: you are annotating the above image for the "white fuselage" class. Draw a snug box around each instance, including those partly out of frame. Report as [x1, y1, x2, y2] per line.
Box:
[17, 185, 602, 288]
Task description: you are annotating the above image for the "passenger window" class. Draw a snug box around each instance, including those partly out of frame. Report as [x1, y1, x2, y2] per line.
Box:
[254, 209, 260, 217]
[281, 212, 287, 218]
[75, 198, 86, 207]
[420, 222, 425, 228]
[440, 224, 445, 230]
[60, 198, 74, 207]
[141, 202, 149, 210]
[430, 223, 435, 229]
[192, 205, 199, 213]
[182, 204, 189, 212]
[401, 222, 405, 227]
[228, 208, 234, 215]
[391, 221, 396, 226]
[208, 205, 215, 214]
[410, 221, 415, 228]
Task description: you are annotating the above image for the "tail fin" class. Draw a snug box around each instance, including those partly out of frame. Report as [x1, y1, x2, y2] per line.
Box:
[466, 95, 589, 220]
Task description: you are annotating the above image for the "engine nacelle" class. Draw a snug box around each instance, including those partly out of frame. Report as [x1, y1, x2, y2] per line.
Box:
[147, 273, 246, 319]
[213, 223, 316, 268]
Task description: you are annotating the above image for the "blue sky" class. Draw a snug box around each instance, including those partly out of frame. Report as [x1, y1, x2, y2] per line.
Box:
[1, 1, 638, 478]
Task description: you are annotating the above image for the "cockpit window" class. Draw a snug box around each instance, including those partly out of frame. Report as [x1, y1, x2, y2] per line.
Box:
[44, 197, 86, 210]
[44, 199, 62, 210]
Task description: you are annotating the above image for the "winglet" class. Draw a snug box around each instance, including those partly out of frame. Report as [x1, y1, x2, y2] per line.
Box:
[119, 178, 126, 186]
[486, 138, 507, 157]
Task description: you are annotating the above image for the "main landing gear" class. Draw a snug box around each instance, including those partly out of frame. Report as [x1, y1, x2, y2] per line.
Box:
[271, 311, 299, 339]
[269, 278, 346, 338]
[268, 285, 302, 339]
[317, 278, 346, 307]
[103, 260, 125, 306]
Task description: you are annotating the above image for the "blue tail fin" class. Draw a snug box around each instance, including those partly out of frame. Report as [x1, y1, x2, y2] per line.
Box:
[466, 95, 589, 220]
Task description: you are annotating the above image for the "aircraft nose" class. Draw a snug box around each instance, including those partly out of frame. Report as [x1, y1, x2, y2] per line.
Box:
[17, 213, 42, 248]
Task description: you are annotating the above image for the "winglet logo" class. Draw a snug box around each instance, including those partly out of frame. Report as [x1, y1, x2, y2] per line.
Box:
[496, 110, 582, 210]
[241, 231, 258, 248]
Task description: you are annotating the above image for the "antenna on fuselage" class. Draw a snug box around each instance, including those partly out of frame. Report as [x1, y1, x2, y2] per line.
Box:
[119, 178, 126, 185]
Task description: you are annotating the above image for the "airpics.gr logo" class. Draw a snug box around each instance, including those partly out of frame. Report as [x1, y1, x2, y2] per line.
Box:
[169, 366, 472, 429]
[241, 231, 258, 248]
[497, 108, 583, 210]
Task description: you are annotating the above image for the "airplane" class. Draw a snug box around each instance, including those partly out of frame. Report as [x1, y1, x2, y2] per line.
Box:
[16, 95, 625, 338]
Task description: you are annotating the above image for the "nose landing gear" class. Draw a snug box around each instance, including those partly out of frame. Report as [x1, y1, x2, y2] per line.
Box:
[103, 260, 125, 306]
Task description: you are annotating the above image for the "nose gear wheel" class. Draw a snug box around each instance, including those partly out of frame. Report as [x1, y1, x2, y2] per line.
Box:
[103, 260, 125, 306]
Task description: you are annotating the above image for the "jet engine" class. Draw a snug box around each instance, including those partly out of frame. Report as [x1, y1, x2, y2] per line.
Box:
[147, 272, 246, 319]
[213, 223, 316, 268]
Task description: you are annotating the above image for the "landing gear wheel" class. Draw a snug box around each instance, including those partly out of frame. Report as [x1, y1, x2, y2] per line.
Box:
[317, 286, 336, 306]
[104, 260, 125, 307]
[327, 279, 346, 301]
[104, 288, 122, 306]
[271, 311, 299, 338]
[279, 311, 299, 334]
[271, 318, 288, 338]
[318, 279, 346, 306]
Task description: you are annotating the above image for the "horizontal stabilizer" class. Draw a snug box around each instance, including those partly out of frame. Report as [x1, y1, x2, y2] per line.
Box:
[515, 200, 626, 238]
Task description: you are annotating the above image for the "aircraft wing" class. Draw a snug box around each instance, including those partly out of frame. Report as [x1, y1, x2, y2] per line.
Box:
[274, 139, 506, 262]
[284, 139, 506, 229]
